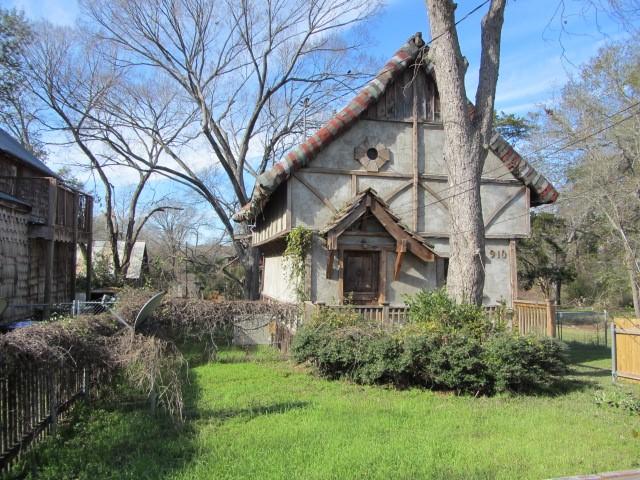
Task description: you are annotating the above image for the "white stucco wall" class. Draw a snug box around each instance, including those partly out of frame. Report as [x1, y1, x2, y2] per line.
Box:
[428, 237, 514, 306]
[261, 255, 297, 303]
[265, 117, 527, 308]
[291, 119, 530, 238]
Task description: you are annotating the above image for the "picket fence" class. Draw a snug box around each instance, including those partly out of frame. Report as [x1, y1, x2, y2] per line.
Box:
[0, 364, 98, 472]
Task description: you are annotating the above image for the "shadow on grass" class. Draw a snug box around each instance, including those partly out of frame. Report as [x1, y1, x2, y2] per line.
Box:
[187, 401, 310, 424]
[7, 370, 210, 480]
[6, 403, 198, 480]
[7, 363, 307, 479]
[535, 341, 614, 396]
[566, 341, 611, 365]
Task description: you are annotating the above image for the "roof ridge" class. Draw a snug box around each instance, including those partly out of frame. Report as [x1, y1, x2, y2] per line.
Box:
[233, 34, 426, 222]
[233, 33, 558, 222]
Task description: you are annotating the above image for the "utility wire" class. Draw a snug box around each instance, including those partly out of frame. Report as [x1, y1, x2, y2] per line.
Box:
[385, 104, 640, 220]
[427, 0, 491, 45]
[528, 100, 640, 156]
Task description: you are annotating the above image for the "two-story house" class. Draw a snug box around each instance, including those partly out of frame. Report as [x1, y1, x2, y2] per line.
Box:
[233, 33, 558, 307]
[0, 129, 93, 321]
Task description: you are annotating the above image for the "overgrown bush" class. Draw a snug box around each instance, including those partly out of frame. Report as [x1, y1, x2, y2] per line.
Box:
[292, 290, 568, 395]
[405, 289, 502, 339]
[0, 307, 190, 422]
[483, 333, 567, 393]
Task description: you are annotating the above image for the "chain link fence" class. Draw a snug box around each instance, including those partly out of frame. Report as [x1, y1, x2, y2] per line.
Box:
[1, 300, 116, 330]
[556, 307, 609, 346]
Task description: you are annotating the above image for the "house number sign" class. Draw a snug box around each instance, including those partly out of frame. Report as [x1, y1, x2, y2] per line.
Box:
[488, 249, 507, 259]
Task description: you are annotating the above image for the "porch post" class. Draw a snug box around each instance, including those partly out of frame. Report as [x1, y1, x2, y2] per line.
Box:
[85, 196, 93, 300]
[43, 178, 57, 319]
[545, 299, 556, 338]
[382, 302, 390, 324]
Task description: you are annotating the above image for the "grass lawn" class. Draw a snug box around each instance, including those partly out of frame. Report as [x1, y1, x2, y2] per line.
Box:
[12, 342, 640, 480]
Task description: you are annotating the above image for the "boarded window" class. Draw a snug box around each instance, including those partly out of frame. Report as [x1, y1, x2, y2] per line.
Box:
[343, 251, 379, 304]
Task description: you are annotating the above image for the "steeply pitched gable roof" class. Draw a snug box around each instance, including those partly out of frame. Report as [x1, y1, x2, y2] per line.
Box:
[0, 128, 59, 178]
[90, 241, 148, 280]
[322, 187, 437, 262]
[233, 33, 558, 222]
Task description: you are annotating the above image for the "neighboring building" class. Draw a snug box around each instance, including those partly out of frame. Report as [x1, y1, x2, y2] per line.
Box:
[77, 241, 149, 285]
[233, 33, 558, 307]
[0, 129, 93, 321]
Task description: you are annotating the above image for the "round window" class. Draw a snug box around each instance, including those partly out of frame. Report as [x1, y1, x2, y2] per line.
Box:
[366, 147, 378, 160]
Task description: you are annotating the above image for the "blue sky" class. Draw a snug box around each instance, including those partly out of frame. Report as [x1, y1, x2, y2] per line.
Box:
[6, 0, 627, 115]
[3, 0, 633, 235]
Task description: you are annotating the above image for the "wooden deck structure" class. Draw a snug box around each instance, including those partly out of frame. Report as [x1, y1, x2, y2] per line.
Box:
[0, 130, 93, 321]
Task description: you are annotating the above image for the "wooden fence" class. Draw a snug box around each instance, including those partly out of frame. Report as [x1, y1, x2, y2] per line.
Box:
[0, 364, 90, 472]
[313, 303, 409, 325]
[312, 301, 557, 337]
[612, 318, 640, 383]
[512, 300, 556, 337]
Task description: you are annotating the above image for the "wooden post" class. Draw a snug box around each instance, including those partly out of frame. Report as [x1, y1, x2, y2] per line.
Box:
[48, 373, 57, 434]
[546, 299, 556, 338]
[382, 302, 390, 325]
[509, 239, 518, 307]
[70, 192, 78, 301]
[85, 196, 93, 300]
[43, 179, 58, 319]
[611, 321, 617, 382]
[412, 76, 419, 231]
[82, 368, 89, 397]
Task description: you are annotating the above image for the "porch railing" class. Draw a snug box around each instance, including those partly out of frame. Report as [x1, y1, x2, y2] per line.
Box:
[311, 301, 555, 337]
[0, 176, 92, 241]
[314, 302, 410, 324]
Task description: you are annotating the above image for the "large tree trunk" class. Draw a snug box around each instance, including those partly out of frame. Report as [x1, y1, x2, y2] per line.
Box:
[425, 0, 506, 304]
[243, 247, 261, 300]
[554, 280, 562, 307]
[445, 135, 487, 305]
[230, 240, 261, 300]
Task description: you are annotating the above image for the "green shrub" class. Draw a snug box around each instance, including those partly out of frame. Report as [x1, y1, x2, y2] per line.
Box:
[428, 333, 491, 395]
[404, 289, 500, 339]
[348, 332, 404, 385]
[484, 333, 568, 393]
[292, 290, 568, 396]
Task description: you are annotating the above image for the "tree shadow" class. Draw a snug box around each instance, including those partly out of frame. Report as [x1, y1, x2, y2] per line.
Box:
[539, 342, 613, 396]
[186, 401, 310, 424]
[565, 341, 611, 365]
[10, 368, 208, 479]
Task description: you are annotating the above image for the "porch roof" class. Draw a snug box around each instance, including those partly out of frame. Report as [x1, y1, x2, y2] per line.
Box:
[321, 188, 437, 264]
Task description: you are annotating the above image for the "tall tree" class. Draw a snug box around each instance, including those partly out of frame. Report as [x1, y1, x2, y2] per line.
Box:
[0, 8, 46, 157]
[424, 0, 507, 304]
[518, 212, 575, 303]
[536, 37, 640, 316]
[81, 0, 378, 298]
[24, 24, 182, 281]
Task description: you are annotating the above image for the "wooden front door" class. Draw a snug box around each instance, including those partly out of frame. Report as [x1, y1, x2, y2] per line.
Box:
[343, 251, 380, 304]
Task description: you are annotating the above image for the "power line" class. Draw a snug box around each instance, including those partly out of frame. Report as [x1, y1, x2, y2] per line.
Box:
[545, 110, 640, 156]
[528, 100, 640, 156]
[388, 102, 640, 219]
[427, 0, 492, 46]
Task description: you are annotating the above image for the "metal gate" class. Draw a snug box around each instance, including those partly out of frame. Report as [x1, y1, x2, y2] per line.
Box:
[555, 308, 609, 346]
